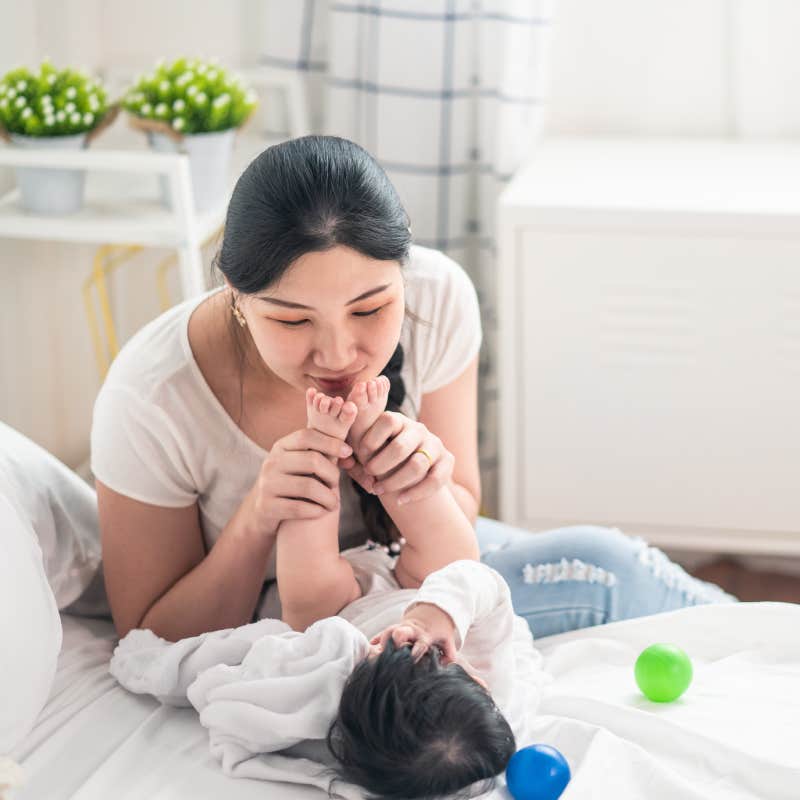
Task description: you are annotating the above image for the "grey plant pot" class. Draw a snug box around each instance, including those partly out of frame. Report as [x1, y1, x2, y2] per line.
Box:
[147, 128, 236, 213]
[9, 132, 88, 215]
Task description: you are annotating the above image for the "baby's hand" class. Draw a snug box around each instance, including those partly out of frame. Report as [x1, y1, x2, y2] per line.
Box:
[371, 602, 459, 664]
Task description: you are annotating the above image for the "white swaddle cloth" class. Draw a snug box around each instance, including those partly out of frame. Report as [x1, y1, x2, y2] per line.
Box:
[109, 559, 550, 798]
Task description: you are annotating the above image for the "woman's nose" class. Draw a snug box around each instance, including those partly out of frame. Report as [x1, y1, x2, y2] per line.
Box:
[315, 331, 358, 370]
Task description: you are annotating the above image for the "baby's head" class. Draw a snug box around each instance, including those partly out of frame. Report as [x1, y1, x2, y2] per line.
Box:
[326, 638, 516, 800]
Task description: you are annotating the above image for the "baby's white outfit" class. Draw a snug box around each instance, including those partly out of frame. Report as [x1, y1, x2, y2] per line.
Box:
[109, 558, 550, 797]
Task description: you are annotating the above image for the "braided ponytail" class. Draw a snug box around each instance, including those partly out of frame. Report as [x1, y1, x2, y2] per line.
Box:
[351, 343, 406, 549]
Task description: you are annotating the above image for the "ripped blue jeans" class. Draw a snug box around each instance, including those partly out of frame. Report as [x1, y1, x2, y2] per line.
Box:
[474, 517, 737, 639]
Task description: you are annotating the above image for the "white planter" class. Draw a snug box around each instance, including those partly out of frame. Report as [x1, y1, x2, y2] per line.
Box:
[9, 133, 88, 215]
[147, 128, 235, 213]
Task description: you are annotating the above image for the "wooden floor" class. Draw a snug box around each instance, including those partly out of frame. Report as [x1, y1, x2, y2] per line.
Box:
[689, 558, 800, 603]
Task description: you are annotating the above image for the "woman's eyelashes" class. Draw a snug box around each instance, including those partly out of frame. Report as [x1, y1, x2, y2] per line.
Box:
[273, 306, 385, 327]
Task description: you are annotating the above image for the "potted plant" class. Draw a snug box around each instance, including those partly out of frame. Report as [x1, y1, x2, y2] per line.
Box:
[122, 56, 257, 212]
[0, 60, 118, 214]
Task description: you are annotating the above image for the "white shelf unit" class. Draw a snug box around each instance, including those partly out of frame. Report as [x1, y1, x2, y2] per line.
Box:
[0, 144, 254, 300]
[497, 136, 800, 557]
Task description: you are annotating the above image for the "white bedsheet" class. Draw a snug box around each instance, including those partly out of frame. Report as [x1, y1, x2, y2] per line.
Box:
[10, 602, 800, 800]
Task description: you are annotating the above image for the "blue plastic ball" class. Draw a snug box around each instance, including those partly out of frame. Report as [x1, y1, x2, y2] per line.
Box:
[505, 744, 571, 800]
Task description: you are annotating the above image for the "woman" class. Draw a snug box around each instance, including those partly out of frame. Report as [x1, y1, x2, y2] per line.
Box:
[91, 135, 734, 644]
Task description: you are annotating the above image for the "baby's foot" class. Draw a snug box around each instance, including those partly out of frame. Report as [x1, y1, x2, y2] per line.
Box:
[345, 375, 391, 452]
[305, 388, 358, 450]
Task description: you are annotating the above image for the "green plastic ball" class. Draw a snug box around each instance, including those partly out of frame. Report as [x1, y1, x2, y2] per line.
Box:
[634, 643, 693, 702]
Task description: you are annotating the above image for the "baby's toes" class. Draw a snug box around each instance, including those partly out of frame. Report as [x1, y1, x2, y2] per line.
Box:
[339, 400, 358, 426]
[347, 381, 369, 410]
[329, 396, 344, 417]
[316, 394, 331, 414]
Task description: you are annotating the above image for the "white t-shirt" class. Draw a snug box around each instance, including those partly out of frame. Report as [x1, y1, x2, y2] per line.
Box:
[91, 245, 482, 609]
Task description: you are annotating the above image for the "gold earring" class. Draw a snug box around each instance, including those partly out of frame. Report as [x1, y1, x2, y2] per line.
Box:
[231, 301, 247, 328]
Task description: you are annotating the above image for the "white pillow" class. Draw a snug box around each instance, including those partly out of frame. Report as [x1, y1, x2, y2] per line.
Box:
[0, 422, 101, 609]
[0, 494, 62, 754]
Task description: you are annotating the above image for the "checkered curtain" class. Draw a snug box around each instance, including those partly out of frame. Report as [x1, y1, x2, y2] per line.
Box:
[260, 0, 557, 516]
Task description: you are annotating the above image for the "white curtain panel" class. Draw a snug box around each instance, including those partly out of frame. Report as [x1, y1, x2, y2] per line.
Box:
[260, 0, 557, 515]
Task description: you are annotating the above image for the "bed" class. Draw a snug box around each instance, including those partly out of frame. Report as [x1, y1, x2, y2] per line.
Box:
[9, 598, 800, 800]
[2, 420, 799, 799]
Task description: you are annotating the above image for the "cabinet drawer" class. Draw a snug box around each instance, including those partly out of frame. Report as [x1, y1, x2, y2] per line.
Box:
[512, 227, 800, 538]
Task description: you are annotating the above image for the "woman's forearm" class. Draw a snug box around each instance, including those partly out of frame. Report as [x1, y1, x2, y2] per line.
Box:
[139, 489, 275, 642]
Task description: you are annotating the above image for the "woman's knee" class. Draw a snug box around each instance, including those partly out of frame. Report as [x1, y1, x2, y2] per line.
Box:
[480, 524, 632, 587]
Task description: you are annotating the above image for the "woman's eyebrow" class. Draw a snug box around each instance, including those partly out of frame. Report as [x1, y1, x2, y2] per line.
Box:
[256, 283, 392, 310]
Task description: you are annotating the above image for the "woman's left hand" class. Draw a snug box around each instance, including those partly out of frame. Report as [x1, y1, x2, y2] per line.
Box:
[336, 411, 455, 505]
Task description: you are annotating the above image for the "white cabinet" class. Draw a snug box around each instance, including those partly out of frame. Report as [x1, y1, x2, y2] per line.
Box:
[497, 137, 800, 556]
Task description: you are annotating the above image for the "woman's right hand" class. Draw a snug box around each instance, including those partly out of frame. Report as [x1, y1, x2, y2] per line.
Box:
[248, 428, 353, 538]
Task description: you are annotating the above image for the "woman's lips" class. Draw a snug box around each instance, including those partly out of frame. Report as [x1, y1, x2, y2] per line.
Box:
[312, 375, 357, 393]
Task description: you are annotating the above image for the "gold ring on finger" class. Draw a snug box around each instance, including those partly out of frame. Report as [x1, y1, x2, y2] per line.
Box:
[414, 448, 434, 467]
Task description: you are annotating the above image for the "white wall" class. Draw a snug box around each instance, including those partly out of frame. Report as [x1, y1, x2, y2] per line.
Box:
[2, 0, 798, 468]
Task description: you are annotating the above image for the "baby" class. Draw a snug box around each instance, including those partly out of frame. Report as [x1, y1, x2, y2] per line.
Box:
[272, 377, 521, 798]
[109, 553, 543, 800]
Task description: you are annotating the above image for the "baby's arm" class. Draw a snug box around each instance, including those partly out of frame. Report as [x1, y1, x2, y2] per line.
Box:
[277, 393, 363, 630]
[382, 485, 480, 589]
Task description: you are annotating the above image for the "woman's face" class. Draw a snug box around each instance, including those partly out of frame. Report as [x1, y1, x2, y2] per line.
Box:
[235, 245, 405, 398]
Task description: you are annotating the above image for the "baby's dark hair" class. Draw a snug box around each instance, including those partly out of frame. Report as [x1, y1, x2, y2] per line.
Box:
[325, 638, 516, 800]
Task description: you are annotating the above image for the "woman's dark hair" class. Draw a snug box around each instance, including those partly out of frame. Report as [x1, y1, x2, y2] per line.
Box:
[325, 638, 516, 800]
[212, 134, 426, 548]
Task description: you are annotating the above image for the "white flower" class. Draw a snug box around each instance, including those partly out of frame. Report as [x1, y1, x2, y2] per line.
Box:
[0, 99, 7, 110]
[193, 92, 207, 105]
[212, 93, 230, 107]
[70, 111, 81, 124]
[207, 70, 218, 82]
[56, 110, 66, 122]
[172, 99, 185, 112]
[41, 94, 53, 106]
[20, 107, 32, 119]
[155, 102, 168, 116]
[16, 79, 27, 91]
[172, 117, 186, 131]
[45, 114, 55, 125]
[159, 80, 170, 93]
[197, 63, 207, 74]
[0, 84, 7, 96]
[140, 102, 152, 115]
[186, 84, 198, 96]
[47, 74, 56, 85]
[66, 86, 77, 99]
[83, 112, 94, 125]
[15, 96, 26, 108]
[7, 88, 16, 99]
[65, 102, 76, 113]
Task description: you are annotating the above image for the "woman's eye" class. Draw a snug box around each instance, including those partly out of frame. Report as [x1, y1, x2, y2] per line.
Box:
[274, 307, 383, 327]
[353, 307, 383, 318]
[277, 319, 308, 327]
